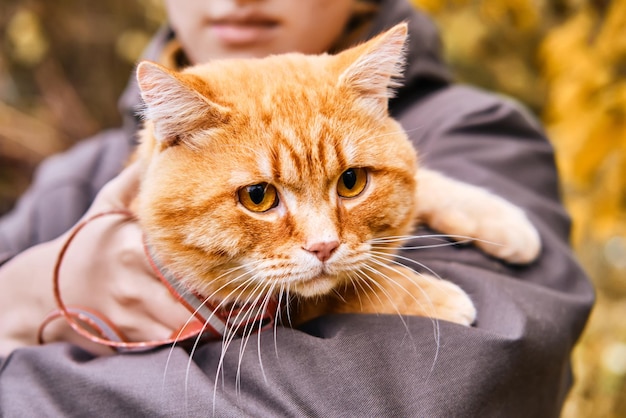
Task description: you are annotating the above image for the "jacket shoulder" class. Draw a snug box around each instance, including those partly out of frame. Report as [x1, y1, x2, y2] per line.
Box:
[0, 129, 134, 262]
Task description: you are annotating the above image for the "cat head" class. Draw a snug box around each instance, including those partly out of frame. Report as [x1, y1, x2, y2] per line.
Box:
[135, 23, 418, 301]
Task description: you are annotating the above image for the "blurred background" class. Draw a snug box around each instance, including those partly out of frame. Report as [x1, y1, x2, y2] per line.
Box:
[0, 0, 624, 415]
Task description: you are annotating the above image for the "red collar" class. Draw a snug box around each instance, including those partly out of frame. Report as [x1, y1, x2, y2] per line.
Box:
[143, 241, 278, 341]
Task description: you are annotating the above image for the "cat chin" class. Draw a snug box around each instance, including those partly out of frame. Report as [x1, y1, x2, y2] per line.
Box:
[290, 275, 338, 298]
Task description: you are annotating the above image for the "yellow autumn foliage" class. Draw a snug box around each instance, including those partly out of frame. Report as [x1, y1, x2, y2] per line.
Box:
[542, 1, 626, 250]
[541, 3, 626, 417]
[412, 0, 626, 416]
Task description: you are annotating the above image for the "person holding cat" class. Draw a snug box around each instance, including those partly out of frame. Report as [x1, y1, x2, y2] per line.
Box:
[0, 0, 593, 416]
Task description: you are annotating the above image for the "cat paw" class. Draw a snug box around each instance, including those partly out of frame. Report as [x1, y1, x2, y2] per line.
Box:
[382, 267, 476, 326]
[434, 197, 540, 264]
[333, 267, 476, 326]
[471, 203, 541, 264]
[423, 276, 476, 326]
[417, 169, 541, 265]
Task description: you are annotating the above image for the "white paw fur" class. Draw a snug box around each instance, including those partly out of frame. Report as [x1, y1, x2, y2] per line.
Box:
[416, 168, 541, 264]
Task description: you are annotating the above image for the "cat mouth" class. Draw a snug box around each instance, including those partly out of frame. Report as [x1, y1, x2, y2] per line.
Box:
[281, 263, 350, 297]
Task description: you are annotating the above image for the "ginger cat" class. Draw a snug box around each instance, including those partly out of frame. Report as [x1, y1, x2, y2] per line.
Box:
[134, 23, 540, 335]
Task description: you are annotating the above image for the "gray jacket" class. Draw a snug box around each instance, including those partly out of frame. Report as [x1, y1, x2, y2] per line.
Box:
[0, 0, 593, 416]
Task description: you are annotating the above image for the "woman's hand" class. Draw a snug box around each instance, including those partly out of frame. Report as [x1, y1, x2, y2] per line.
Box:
[0, 163, 192, 356]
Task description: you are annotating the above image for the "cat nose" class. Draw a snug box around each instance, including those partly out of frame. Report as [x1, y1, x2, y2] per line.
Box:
[303, 241, 340, 262]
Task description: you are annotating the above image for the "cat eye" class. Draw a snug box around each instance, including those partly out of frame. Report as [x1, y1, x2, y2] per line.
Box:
[337, 168, 368, 198]
[238, 183, 279, 212]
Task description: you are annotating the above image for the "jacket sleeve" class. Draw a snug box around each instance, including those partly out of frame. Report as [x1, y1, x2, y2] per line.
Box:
[0, 129, 133, 266]
[0, 86, 593, 417]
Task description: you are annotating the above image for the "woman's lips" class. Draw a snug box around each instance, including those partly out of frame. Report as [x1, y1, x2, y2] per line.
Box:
[211, 18, 279, 46]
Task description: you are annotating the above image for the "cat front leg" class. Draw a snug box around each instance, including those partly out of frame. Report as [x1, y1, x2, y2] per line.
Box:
[318, 265, 477, 326]
[416, 168, 541, 264]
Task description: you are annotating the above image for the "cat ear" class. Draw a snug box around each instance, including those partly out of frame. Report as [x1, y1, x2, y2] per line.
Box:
[337, 23, 408, 117]
[136, 61, 229, 146]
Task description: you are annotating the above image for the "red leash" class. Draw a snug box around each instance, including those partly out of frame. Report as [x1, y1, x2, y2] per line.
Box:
[38, 210, 277, 351]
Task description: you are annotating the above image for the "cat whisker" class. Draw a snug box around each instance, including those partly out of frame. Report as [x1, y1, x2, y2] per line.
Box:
[232, 281, 276, 388]
[365, 258, 440, 318]
[160, 263, 263, 411]
[370, 233, 467, 242]
[273, 282, 286, 358]
[171, 262, 255, 305]
[164, 265, 261, 406]
[368, 252, 468, 312]
[233, 280, 278, 392]
[163, 262, 261, 375]
[353, 264, 417, 342]
[211, 274, 265, 410]
[361, 262, 428, 317]
[371, 232, 508, 249]
[360, 259, 441, 375]
[255, 282, 279, 384]
[369, 234, 434, 243]
[370, 234, 472, 248]
[367, 251, 467, 337]
[165, 264, 258, 350]
[331, 287, 348, 304]
[215, 276, 264, 360]
[283, 282, 295, 329]
[208, 270, 283, 399]
[349, 269, 385, 310]
[368, 250, 445, 282]
[344, 273, 368, 311]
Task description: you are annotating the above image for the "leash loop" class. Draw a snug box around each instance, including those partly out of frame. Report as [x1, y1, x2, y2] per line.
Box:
[38, 210, 277, 351]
